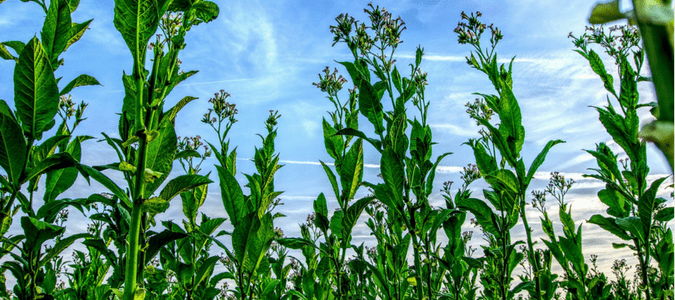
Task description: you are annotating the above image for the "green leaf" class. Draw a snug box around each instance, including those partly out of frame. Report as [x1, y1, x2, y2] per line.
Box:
[14, 36, 59, 141]
[485, 169, 519, 194]
[330, 209, 344, 239]
[381, 148, 404, 206]
[457, 197, 500, 237]
[39, 233, 89, 268]
[194, 256, 220, 287]
[276, 237, 317, 250]
[0, 113, 26, 185]
[342, 196, 375, 245]
[655, 207, 674, 222]
[525, 139, 564, 187]
[587, 50, 617, 97]
[41, 0, 72, 66]
[425, 152, 452, 196]
[144, 230, 188, 265]
[192, 1, 219, 23]
[20, 152, 78, 185]
[21, 216, 64, 256]
[2, 41, 25, 59]
[335, 127, 382, 152]
[339, 139, 363, 201]
[78, 164, 132, 207]
[322, 118, 343, 160]
[216, 165, 245, 227]
[497, 80, 524, 150]
[66, 19, 93, 51]
[358, 80, 385, 135]
[588, 214, 631, 240]
[44, 137, 88, 202]
[638, 176, 668, 227]
[0, 43, 16, 61]
[319, 161, 340, 202]
[313, 193, 330, 234]
[141, 197, 170, 214]
[159, 174, 212, 202]
[589, 0, 624, 24]
[113, 0, 169, 71]
[59, 74, 101, 96]
[162, 96, 197, 123]
[144, 119, 177, 195]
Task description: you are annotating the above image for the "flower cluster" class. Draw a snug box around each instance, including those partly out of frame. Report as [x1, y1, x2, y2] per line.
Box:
[569, 25, 641, 65]
[312, 66, 348, 95]
[465, 97, 494, 124]
[329, 3, 406, 56]
[202, 89, 238, 125]
[546, 171, 575, 204]
[454, 11, 502, 46]
[460, 163, 481, 185]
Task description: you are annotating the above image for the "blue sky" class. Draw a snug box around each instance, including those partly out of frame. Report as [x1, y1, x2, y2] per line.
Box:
[0, 0, 672, 281]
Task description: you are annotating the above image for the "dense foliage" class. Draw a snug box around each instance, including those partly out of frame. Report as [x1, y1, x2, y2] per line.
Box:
[0, 1, 672, 300]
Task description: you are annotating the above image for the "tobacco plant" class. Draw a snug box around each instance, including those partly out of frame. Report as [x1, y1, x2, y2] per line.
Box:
[533, 172, 612, 299]
[278, 66, 374, 299]
[325, 4, 453, 299]
[205, 89, 285, 299]
[570, 25, 674, 300]
[587, 0, 673, 172]
[0, 0, 102, 298]
[455, 11, 564, 300]
[74, 1, 219, 299]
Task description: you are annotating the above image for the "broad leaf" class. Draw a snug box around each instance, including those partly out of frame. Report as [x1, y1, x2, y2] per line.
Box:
[59, 74, 101, 95]
[0, 113, 26, 185]
[216, 165, 245, 227]
[144, 118, 177, 195]
[41, 0, 71, 66]
[14, 36, 59, 141]
[113, 0, 169, 71]
[525, 139, 564, 187]
[159, 174, 212, 202]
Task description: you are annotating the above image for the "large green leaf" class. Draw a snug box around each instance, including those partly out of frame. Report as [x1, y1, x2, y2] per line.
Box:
[59, 74, 101, 96]
[191, 1, 219, 23]
[457, 197, 500, 237]
[319, 161, 340, 201]
[638, 176, 668, 228]
[21, 216, 65, 257]
[588, 214, 631, 240]
[14, 37, 59, 141]
[41, 0, 71, 66]
[144, 229, 188, 265]
[144, 119, 177, 195]
[339, 139, 363, 201]
[358, 80, 385, 135]
[342, 196, 375, 245]
[113, 0, 169, 70]
[0, 113, 26, 185]
[44, 137, 88, 202]
[322, 118, 343, 160]
[586, 49, 617, 97]
[216, 165, 245, 227]
[525, 139, 565, 187]
[497, 80, 524, 151]
[158, 174, 212, 202]
[381, 148, 404, 206]
[20, 152, 78, 185]
[79, 164, 132, 208]
[39, 233, 89, 268]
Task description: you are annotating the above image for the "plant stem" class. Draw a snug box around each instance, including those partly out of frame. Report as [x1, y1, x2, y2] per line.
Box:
[124, 73, 148, 300]
[519, 192, 542, 300]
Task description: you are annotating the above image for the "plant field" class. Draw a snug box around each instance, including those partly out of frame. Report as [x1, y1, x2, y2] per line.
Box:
[0, 1, 672, 300]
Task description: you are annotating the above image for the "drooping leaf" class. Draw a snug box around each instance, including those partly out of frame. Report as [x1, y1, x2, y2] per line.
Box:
[144, 230, 188, 265]
[14, 36, 59, 141]
[339, 139, 363, 201]
[525, 139, 565, 187]
[144, 118, 177, 195]
[20, 152, 78, 185]
[0, 113, 26, 185]
[588, 214, 631, 240]
[457, 197, 500, 237]
[78, 164, 132, 207]
[319, 161, 340, 201]
[216, 165, 245, 227]
[587, 49, 617, 97]
[59, 74, 101, 96]
[276, 237, 317, 250]
[39, 233, 89, 267]
[158, 174, 212, 202]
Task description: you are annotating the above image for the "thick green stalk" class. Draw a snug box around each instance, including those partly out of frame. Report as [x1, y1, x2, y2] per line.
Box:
[124, 74, 148, 300]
